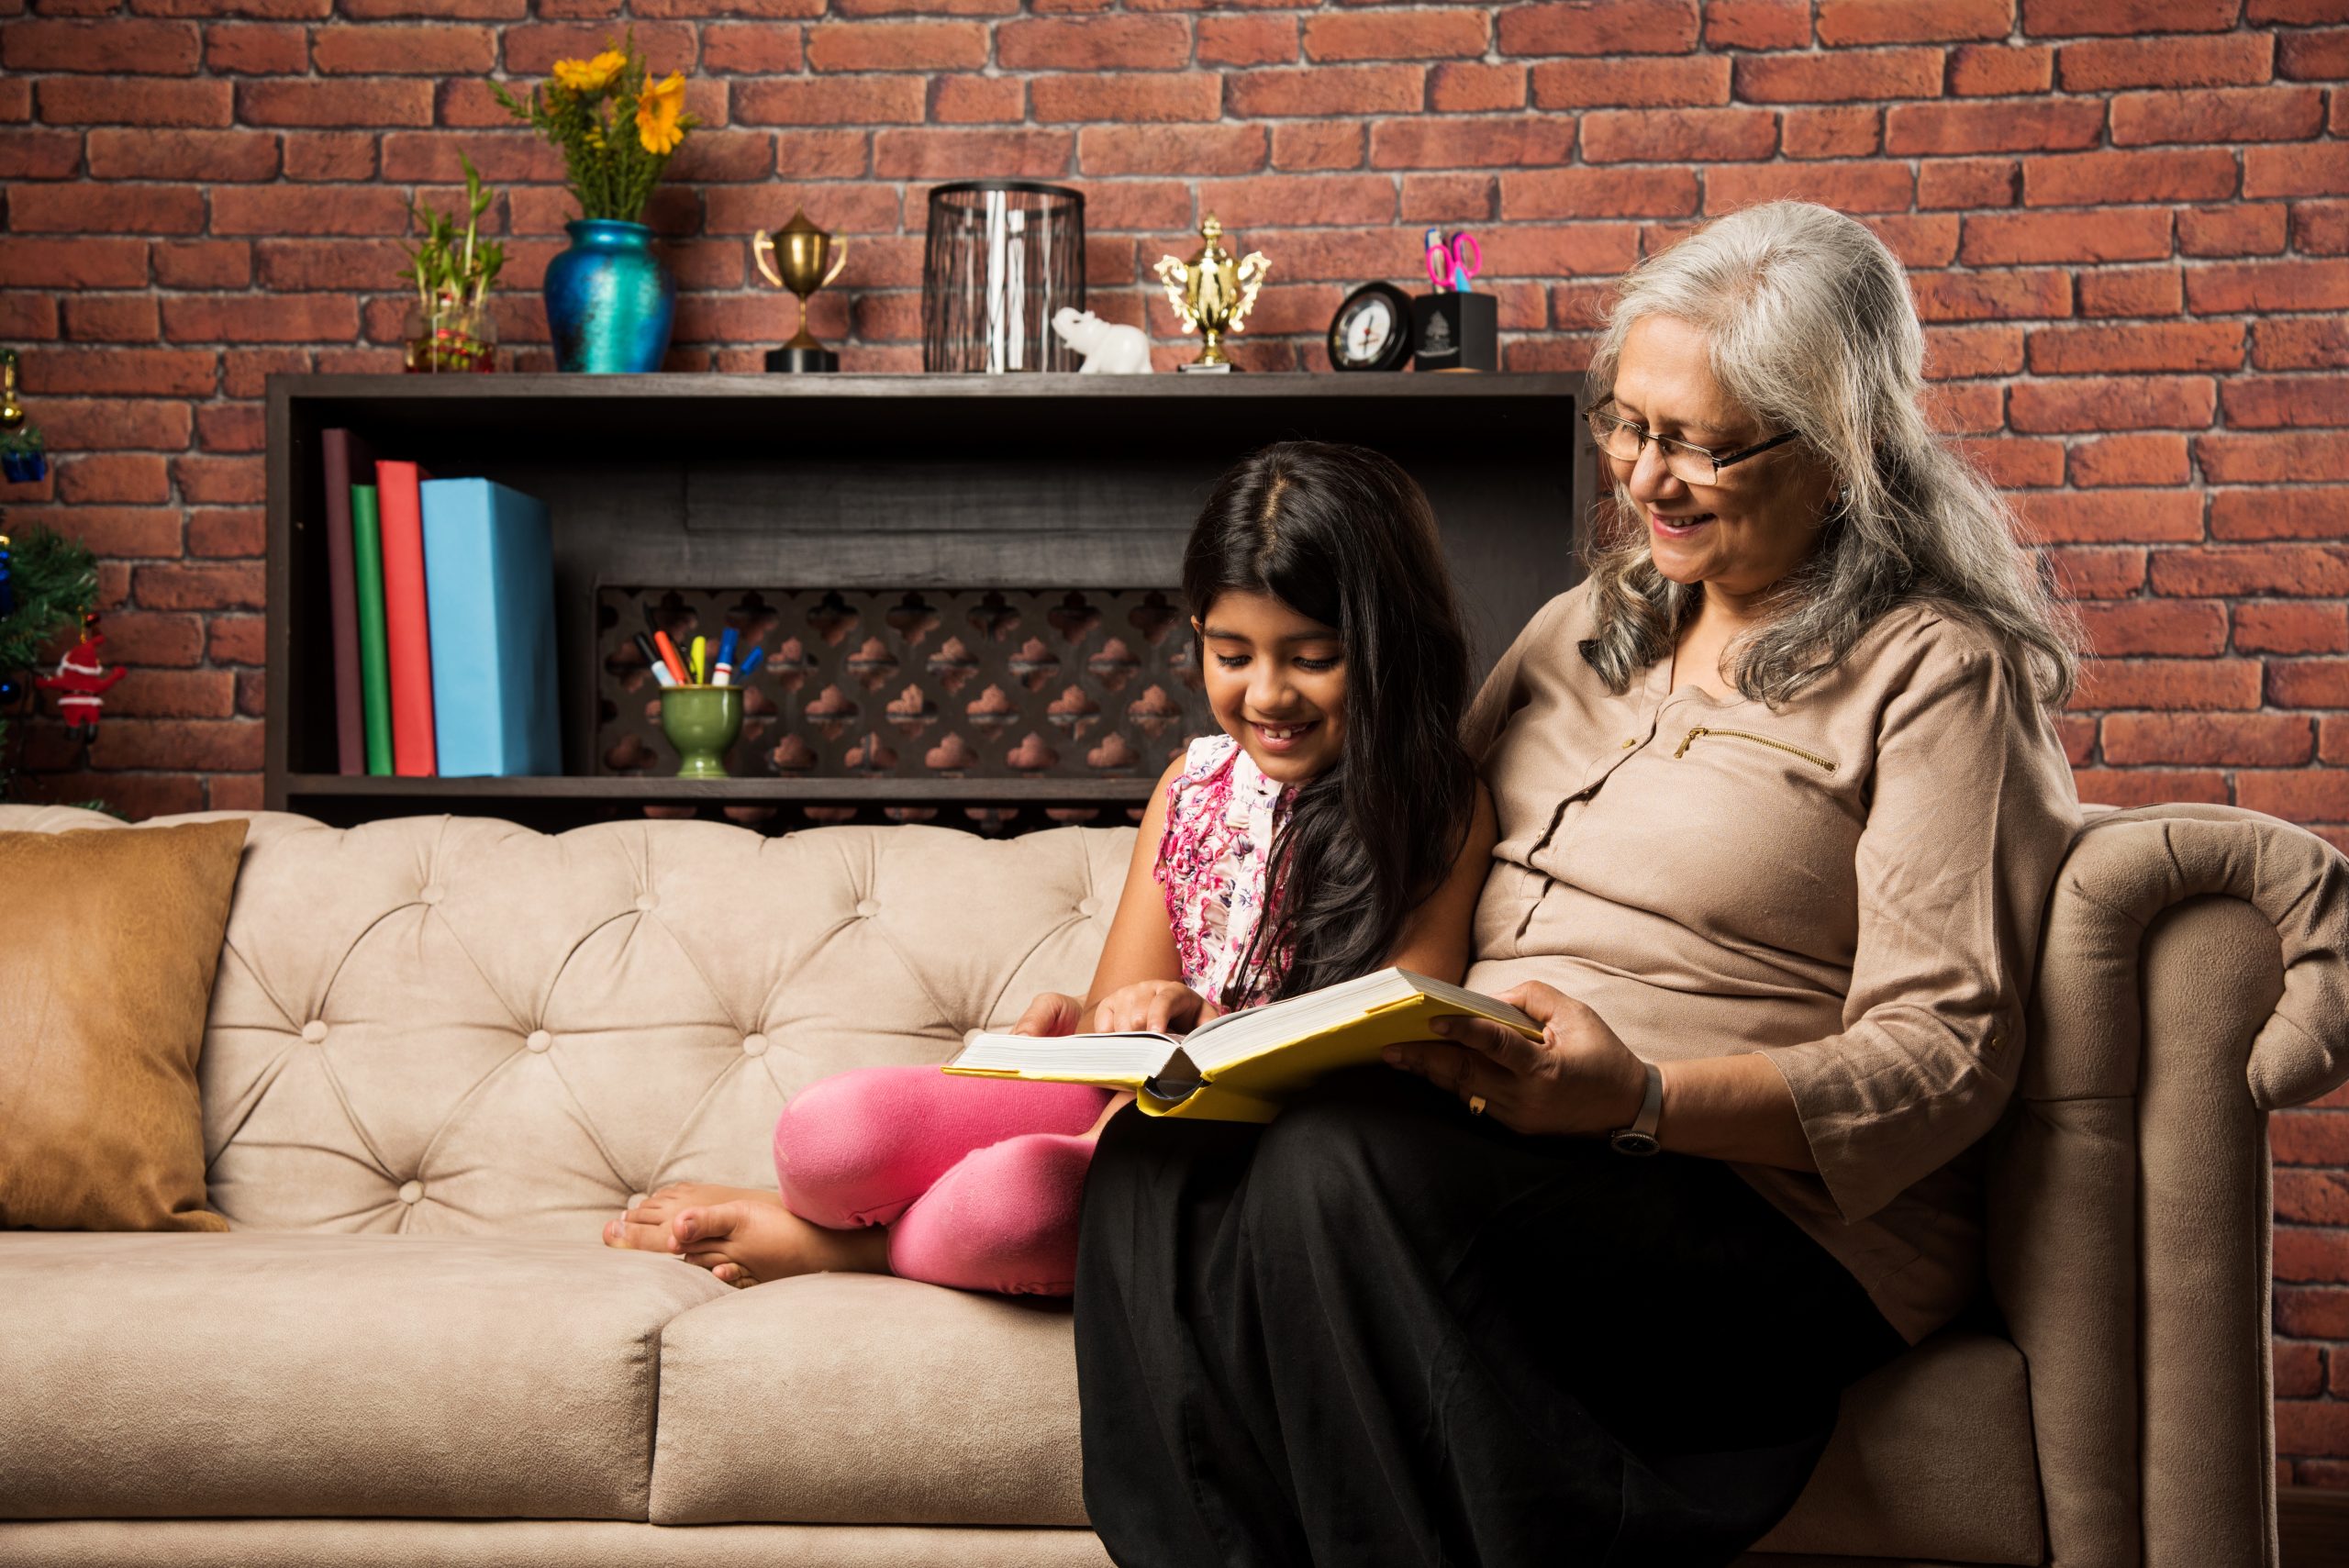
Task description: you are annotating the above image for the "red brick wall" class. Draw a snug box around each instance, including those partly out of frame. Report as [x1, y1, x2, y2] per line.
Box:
[3, 0, 2348, 1481]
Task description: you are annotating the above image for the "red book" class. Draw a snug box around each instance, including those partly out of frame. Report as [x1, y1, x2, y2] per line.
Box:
[373, 460, 437, 777]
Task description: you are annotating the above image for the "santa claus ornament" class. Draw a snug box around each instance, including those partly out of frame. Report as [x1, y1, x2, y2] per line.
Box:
[36, 611, 127, 734]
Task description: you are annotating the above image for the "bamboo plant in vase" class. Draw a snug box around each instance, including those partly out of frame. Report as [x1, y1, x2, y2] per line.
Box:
[398, 153, 505, 373]
[495, 37, 697, 373]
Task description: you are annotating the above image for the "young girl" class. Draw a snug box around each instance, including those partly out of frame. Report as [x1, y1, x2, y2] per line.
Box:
[603, 439, 1497, 1294]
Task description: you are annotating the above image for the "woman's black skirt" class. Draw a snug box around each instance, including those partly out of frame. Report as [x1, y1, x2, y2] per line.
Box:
[1074, 1066, 1909, 1568]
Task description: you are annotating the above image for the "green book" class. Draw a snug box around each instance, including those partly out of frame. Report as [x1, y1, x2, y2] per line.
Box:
[351, 484, 395, 777]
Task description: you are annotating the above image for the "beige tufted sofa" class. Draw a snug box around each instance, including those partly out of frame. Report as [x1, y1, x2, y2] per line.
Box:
[3, 799, 2347, 1568]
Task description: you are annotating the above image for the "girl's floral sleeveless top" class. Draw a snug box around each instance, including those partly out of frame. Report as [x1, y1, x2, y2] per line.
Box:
[1152, 734, 1296, 1010]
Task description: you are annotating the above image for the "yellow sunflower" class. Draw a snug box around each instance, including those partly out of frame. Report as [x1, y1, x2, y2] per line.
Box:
[551, 50, 626, 95]
[635, 70, 687, 155]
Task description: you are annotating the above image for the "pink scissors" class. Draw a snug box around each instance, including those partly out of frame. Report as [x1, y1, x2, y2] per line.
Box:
[1424, 228, 1482, 295]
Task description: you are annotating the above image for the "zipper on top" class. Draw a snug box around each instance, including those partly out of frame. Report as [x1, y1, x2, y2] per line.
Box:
[1674, 726, 1837, 773]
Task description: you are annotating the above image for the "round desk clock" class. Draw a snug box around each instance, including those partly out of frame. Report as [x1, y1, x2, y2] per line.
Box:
[1327, 282, 1416, 373]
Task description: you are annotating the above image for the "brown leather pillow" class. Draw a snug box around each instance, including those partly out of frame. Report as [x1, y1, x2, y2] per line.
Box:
[0, 818, 249, 1231]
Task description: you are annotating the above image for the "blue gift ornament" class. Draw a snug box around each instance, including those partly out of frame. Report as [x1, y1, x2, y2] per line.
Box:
[1, 424, 46, 484]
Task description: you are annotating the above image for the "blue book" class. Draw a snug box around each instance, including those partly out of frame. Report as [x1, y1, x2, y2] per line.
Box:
[419, 478, 561, 777]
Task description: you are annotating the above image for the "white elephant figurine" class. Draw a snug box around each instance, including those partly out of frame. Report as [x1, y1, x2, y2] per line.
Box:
[1052, 307, 1155, 374]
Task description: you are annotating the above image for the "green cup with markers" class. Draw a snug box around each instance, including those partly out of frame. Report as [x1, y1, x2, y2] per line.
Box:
[641, 626, 764, 778]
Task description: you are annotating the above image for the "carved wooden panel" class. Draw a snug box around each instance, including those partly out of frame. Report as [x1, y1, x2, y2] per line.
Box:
[596, 585, 1210, 821]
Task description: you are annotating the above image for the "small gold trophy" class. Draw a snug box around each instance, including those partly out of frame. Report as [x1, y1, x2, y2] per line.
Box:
[1152, 216, 1270, 373]
[753, 209, 851, 373]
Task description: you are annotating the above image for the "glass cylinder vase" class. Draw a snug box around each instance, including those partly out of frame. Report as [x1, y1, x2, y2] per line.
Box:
[402, 298, 497, 374]
[543, 219, 676, 374]
[922, 181, 1085, 373]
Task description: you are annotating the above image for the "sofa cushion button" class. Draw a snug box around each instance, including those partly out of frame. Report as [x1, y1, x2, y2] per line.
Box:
[526, 1029, 551, 1052]
[855, 899, 880, 917]
[301, 1020, 328, 1043]
[743, 1033, 769, 1057]
[636, 893, 658, 913]
[627, 1193, 648, 1209]
[397, 1181, 423, 1205]
[418, 884, 443, 905]
[1077, 896, 1101, 917]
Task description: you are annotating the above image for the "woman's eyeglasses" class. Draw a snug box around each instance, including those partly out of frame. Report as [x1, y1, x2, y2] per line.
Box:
[1586, 406, 1801, 487]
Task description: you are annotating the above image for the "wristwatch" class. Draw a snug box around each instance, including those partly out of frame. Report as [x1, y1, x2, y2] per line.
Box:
[1609, 1062, 1664, 1156]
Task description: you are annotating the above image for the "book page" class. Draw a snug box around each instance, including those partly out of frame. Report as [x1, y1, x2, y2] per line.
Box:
[945, 1029, 1181, 1085]
[1189, 972, 1540, 1076]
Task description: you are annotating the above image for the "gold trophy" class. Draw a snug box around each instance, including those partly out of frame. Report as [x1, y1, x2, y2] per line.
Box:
[1152, 216, 1270, 373]
[753, 209, 851, 373]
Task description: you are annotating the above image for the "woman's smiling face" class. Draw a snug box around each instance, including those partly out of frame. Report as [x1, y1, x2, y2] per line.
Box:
[1606, 314, 1838, 602]
[1194, 589, 1347, 785]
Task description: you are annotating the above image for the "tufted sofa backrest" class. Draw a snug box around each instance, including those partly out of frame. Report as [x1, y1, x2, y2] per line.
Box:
[2, 808, 1130, 1237]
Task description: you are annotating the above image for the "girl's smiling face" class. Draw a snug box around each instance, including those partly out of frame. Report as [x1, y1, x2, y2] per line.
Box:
[1195, 589, 1347, 784]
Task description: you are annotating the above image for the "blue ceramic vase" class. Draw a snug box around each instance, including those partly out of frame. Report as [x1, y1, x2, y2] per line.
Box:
[543, 219, 675, 374]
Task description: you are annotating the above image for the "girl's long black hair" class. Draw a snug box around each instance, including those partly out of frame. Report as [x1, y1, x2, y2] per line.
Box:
[1183, 439, 1477, 1005]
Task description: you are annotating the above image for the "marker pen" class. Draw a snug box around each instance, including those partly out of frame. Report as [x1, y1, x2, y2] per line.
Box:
[633, 632, 677, 687]
[651, 628, 691, 686]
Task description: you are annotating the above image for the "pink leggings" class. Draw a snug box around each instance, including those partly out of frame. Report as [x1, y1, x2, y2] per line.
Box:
[774, 1066, 1113, 1296]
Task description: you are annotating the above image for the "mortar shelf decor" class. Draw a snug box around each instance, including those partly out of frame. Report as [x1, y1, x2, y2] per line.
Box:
[266, 373, 1590, 834]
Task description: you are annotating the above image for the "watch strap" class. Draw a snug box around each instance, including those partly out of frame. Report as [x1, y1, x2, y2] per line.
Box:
[1608, 1062, 1664, 1157]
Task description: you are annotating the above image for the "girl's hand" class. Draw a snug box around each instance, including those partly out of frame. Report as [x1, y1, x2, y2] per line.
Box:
[1382, 982, 1649, 1139]
[1091, 981, 1219, 1036]
[1012, 992, 1085, 1037]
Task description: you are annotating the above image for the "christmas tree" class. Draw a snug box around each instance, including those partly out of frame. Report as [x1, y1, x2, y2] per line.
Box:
[0, 522, 106, 808]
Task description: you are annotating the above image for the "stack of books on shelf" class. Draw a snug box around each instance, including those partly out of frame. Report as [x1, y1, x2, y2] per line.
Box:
[321, 428, 562, 780]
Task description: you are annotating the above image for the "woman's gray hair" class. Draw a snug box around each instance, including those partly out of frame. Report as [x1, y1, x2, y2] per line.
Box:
[1580, 200, 2080, 711]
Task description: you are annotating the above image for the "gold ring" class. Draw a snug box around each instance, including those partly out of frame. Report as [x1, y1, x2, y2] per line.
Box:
[1467, 1095, 1486, 1117]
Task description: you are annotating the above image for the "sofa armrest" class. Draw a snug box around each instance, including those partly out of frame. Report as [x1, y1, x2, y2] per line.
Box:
[2031, 804, 2349, 1112]
[1989, 805, 2349, 1568]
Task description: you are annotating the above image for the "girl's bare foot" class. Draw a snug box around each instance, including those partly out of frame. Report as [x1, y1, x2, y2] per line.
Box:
[603, 1184, 785, 1253]
[672, 1200, 892, 1287]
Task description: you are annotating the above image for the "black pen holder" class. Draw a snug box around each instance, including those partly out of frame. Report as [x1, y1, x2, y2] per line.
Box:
[1412, 292, 1498, 373]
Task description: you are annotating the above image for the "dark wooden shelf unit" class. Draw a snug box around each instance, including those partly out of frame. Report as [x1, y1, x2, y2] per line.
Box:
[265, 372, 1587, 834]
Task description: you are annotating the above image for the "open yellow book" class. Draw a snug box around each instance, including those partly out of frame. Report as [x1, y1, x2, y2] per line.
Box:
[943, 968, 1542, 1123]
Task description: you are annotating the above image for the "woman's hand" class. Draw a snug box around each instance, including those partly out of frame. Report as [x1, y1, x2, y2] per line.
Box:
[1383, 982, 1650, 1138]
[1090, 981, 1219, 1036]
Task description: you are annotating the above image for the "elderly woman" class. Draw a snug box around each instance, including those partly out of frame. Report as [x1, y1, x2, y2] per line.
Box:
[1074, 200, 2084, 1565]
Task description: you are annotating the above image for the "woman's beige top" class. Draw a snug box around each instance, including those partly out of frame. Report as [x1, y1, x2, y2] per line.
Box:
[1464, 583, 2081, 1345]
